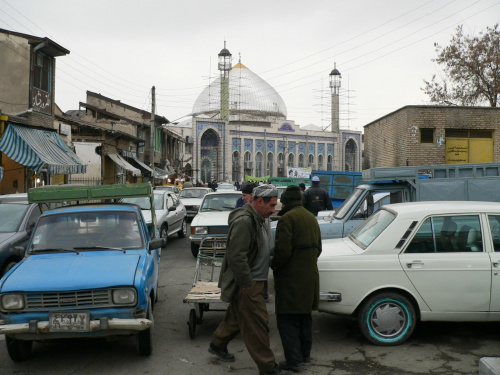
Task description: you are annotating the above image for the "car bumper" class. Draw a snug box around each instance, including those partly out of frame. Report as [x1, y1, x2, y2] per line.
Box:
[0, 317, 152, 339]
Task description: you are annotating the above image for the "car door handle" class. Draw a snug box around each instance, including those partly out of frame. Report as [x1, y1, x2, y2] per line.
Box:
[406, 261, 424, 269]
[493, 262, 499, 268]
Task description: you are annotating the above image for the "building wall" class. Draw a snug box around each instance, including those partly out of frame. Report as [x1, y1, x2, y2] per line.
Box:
[0, 33, 30, 115]
[363, 106, 500, 169]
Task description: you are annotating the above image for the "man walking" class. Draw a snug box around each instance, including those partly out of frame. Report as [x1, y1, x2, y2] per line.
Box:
[234, 181, 255, 208]
[209, 185, 291, 375]
[302, 176, 333, 216]
[272, 185, 322, 371]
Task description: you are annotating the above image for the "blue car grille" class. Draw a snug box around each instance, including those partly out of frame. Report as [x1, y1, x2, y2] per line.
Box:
[25, 290, 112, 311]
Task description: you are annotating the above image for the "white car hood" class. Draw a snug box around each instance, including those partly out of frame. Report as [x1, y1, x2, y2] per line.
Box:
[179, 198, 202, 206]
[320, 237, 361, 257]
[191, 211, 231, 226]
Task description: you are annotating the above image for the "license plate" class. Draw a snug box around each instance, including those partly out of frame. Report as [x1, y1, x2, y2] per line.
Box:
[215, 241, 226, 248]
[49, 311, 90, 332]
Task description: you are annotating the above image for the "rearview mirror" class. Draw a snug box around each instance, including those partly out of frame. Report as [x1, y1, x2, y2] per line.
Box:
[168, 206, 176, 212]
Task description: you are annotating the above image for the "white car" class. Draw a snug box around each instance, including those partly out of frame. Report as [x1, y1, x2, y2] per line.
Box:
[318, 201, 500, 346]
[189, 191, 241, 257]
[122, 190, 187, 247]
[216, 183, 236, 191]
[179, 187, 213, 219]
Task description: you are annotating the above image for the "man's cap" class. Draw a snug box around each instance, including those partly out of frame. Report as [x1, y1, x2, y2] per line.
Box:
[241, 182, 255, 194]
[299, 183, 306, 190]
[312, 176, 320, 182]
[253, 184, 278, 198]
[280, 185, 302, 205]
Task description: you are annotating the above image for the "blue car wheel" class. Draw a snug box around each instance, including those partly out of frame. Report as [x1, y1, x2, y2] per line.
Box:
[358, 292, 416, 346]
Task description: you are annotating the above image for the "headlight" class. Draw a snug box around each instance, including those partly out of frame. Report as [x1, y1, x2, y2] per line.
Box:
[112, 289, 137, 305]
[194, 226, 208, 234]
[1, 294, 25, 310]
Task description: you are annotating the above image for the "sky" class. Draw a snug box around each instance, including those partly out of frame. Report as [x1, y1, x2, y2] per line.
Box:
[0, 0, 498, 132]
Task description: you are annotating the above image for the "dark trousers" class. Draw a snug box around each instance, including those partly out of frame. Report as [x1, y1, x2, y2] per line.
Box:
[276, 313, 312, 365]
[211, 281, 275, 373]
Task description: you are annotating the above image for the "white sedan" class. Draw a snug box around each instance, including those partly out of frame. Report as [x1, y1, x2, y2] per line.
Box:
[189, 191, 241, 257]
[318, 201, 500, 346]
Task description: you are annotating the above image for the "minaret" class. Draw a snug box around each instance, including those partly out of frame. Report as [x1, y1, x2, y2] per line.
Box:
[218, 42, 232, 121]
[329, 63, 341, 133]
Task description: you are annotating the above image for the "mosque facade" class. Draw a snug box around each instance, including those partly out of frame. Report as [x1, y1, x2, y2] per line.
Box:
[173, 53, 362, 184]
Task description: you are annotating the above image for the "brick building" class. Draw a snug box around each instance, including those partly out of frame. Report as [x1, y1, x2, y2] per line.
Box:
[363, 105, 500, 169]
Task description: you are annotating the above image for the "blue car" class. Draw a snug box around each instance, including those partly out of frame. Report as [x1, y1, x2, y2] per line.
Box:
[0, 184, 164, 361]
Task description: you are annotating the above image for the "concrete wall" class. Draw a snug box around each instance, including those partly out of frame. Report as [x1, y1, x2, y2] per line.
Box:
[363, 106, 500, 169]
[0, 33, 30, 115]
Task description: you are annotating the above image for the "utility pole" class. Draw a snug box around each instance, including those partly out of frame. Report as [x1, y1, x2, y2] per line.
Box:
[150, 86, 156, 187]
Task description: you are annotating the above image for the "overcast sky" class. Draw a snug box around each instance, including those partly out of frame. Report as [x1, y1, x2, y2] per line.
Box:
[1, 0, 498, 132]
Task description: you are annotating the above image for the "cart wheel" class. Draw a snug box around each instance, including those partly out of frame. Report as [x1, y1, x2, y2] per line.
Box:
[188, 308, 197, 339]
[197, 303, 205, 323]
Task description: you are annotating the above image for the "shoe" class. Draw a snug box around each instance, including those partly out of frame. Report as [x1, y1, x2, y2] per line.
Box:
[260, 364, 292, 374]
[208, 343, 235, 362]
[278, 360, 304, 372]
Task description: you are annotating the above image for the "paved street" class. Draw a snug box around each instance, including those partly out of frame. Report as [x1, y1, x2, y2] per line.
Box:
[0, 223, 499, 374]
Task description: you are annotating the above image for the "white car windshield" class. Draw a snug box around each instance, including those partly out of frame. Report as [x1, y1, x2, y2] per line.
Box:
[349, 209, 395, 249]
[201, 195, 240, 212]
[122, 195, 164, 210]
[180, 189, 208, 199]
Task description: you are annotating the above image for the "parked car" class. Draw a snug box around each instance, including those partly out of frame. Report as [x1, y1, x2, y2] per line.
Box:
[122, 190, 187, 247]
[178, 187, 213, 220]
[0, 193, 28, 203]
[216, 183, 236, 191]
[0, 183, 164, 361]
[318, 201, 500, 346]
[189, 191, 241, 257]
[0, 202, 48, 277]
[154, 185, 181, 195]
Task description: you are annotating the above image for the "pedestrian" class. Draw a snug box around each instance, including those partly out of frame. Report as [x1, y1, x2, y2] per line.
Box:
[209, 185, 291, 375]
[234, 181, 241, 191]
[235, 181, 254, 208]
[183, 177, 194, 188]
[298, 183, 306, 193]
[302, 176, 333, 216]
[271, 185, 322, 371]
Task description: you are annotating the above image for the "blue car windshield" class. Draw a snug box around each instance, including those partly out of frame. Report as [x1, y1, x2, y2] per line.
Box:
[30, 211, 144, 251]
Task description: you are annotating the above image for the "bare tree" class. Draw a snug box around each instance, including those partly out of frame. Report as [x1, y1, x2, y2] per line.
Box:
[423, 24, 500, 107]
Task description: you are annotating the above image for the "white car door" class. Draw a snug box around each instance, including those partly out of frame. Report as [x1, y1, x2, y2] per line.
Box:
[399, 214, 491, 312]
[486, 215, 500, 311]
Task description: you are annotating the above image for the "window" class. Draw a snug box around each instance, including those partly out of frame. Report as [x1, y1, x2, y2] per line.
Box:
[405, 215, 482, 253]
[318, 155, 324, 170]
[267, 152, 273, 177]
[488, 215, 500, 252]
[308, 154, 314, 167]
[287, 154, 294, 168]
[420, 128, 434, 143]
[298, 154, 304, 168]
[327, 155, 333, 171]
[255, 152, 263, 177]
[350, 209, 395, 249]
[34, 52, 51, 92]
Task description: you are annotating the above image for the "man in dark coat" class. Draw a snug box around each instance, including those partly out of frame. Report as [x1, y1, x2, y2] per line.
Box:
[272, 185, 322, 371]
[302, 176, 333, 216]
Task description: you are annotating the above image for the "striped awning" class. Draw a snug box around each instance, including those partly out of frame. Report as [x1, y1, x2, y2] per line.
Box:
[129, 154, 158, 176]
[107, 153, 141, 176]
[0, 124, 87, 174]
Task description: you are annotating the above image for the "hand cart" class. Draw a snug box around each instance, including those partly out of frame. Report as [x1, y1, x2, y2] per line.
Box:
[183, 236, 228, 339]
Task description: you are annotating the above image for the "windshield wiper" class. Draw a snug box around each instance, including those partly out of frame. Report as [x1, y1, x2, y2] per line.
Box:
[30, 248, 80, 255]
[73, 246, 126, 253]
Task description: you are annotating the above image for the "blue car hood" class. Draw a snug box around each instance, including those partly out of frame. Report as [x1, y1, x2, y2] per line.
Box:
[1, 252, 141, 292]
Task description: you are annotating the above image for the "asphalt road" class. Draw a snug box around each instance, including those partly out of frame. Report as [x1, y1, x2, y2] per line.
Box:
[0, 224, 499, 374]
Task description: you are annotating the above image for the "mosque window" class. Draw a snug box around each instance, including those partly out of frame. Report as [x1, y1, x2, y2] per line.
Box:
[256, 152, 263, 177]
[318, 155, 324, 170]
[308, 154, 314, 168]
[298, 154, 304, 168]
[288, 154, 294, 168]
[267, 152, 273, 177]
[201, 129, 219, 147]
[327, 155, 333, 171]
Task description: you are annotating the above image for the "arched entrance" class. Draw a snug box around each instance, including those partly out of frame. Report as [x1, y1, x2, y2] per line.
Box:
[200, 129, 220, 181]
[345, 139, 358, 171]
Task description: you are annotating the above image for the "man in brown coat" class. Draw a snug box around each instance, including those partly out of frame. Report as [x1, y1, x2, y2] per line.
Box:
[271, 185, 322, 371]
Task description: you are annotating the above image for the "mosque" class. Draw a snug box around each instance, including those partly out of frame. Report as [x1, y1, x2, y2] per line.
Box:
[172, 44, 362, 183]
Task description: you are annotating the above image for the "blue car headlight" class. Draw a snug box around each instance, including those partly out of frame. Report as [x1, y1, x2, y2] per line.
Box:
[1, 294, 25, 310]
[112, 289, 137, 305]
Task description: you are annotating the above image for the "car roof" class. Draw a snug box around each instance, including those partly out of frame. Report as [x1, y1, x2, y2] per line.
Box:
[42, 203, 142, 216]
[204, 191, 241, 196]
[384, 201, 500, 216]
[182, 187, 211, 190]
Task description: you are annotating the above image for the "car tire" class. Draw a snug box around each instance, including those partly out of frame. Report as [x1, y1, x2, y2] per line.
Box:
[6, 336, 32, 362]
[1, 260, 18, 278]
[178, 220, 187, 238]
[190, 242, 199, 258]
[160, 225, 168, 248]
[137, 298, 153, 356]
[358, 292, 416, 346]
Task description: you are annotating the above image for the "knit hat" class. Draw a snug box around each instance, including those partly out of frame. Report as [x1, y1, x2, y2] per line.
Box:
[241, 182, 254, 194]
[280, 185, 302, 205]
[253, 184, 278, 198]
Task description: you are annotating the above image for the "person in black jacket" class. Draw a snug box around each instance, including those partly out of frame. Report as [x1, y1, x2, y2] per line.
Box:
[302, 176, 333, 216]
